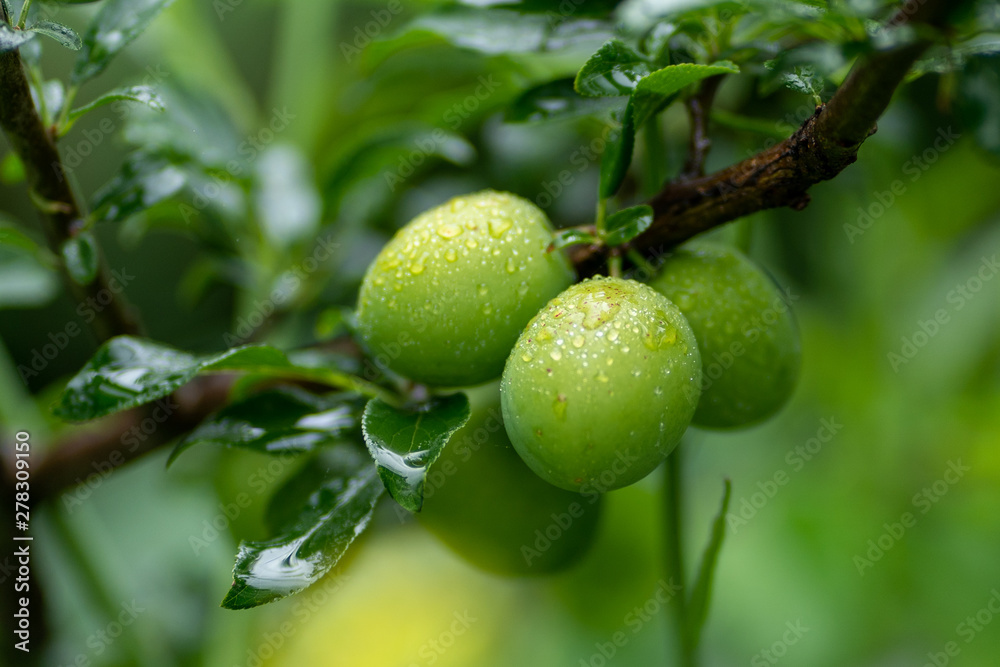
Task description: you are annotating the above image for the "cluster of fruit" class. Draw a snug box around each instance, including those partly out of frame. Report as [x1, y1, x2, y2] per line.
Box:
[356, 191, 800, 573]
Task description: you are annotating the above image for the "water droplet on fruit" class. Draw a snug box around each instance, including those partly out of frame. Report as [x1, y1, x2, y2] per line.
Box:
[572, 335, 584, 348]
[550, 349, 562, 361]
[409, 262, 425, 275]
[483, 303, 493, 315]
[444, 249, 457, 262]
[596, 372, 609, 383]
[521, 352, 532, 362]
[465, 238, 478, 249]
[437, 223, 462, 239]
[505, 257, 516, 273]
[488, 218, 513, 238]
[477, 284, 488, 297]
[608, 330, 619, 342]
[517, 282, 529, 296]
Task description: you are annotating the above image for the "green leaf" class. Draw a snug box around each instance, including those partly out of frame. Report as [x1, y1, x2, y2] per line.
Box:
[1, 1, 11, 26]
[0, 248, 58, 309]
[598, 99, 635, 199]
[67, 85, 165, 127]
[361, 394, 471, 512]
[28, 21, 81, 50]
[0, 152, 25, 185]
[72, 0, 177, 84]
[506, 78, 620, 123]
[61, 232, 99, 286]
[0, 23, 35, 52]
[781, 65, 824, 102]
[632, 61, 739, 126]
[221, 447, 383, 609]
[55, 337, 297, 422]
[684, 479, 732, 650]
[550, 228, 599, 250]
[575, 40, 653, 97]
[168, 388, 363, 466]
[603, 205, 653, 246]
[90, 152, 188, 224]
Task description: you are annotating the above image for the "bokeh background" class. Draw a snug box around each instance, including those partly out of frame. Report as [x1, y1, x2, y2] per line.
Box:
[1, 0, 999, 665]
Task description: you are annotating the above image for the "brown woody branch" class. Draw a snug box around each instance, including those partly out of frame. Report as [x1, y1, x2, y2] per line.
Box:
[9, 0, 968, 505]
[0, 6, 140, 340]
[573, 0, 966, 275]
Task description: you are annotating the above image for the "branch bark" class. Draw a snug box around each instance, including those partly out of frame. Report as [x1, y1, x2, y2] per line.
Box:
[0, 7, 140, 340]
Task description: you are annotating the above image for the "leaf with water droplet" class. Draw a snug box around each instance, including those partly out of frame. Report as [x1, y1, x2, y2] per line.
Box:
[631, 61, 739, 126]
[73, 0, 178, 84]
[28, 21, 81, 51]
[221, 446, 384, 609]
[55, 336, 368, 422]
[361, 393, 470, 512]
[602, 204, 653, 247]
[167, 388, 365, 467]
[551, 228, 598, 250]
[575, 40, 653, 97]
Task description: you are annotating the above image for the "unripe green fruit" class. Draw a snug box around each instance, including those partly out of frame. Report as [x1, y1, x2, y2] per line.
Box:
[418, 390, 602, 575]
[649, 241, 801, 429]
[356, 190, 574, 387]
[501, 277, 702, 492]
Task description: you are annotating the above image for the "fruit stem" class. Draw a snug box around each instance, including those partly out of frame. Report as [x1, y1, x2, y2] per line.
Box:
[608, 251, 622, 278]
[664, 444, 698, 667]
[594, 197, 608, 237]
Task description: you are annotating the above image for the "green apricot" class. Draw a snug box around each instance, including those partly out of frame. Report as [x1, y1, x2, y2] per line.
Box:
[501, 277, 702, 492]
[649, 241, 801, 429]
[418, 388, 602, 575]
[356, 190, 574, 387]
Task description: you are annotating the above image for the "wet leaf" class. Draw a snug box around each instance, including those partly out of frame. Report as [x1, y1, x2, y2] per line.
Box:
[603, 205, 653, 246]
[551, 228, 599, 250]
[598, 99, 635, 198]
[73, 0, 177, 84]
[575, 40, 653, 97]
[28, 21, 81, 50]
[55, 337, 296, 422]
[221, 447, 383, 609]
[362, 394, 471, 512]
[168, 388, 364, 466]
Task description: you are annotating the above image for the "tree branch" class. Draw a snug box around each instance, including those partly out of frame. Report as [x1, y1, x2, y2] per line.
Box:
[572, 0, 967, 275]
[0, 7, 141, 340]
